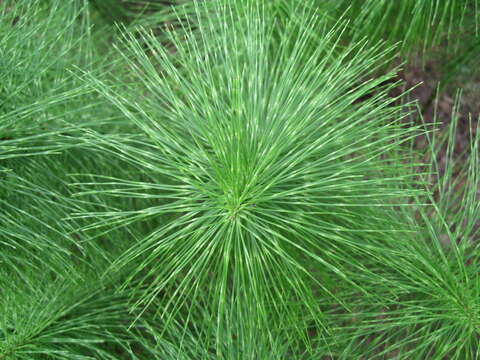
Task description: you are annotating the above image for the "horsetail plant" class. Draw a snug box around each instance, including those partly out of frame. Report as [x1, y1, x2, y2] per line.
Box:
[72, 1, 427, 355]
[1, 0, 479, 358]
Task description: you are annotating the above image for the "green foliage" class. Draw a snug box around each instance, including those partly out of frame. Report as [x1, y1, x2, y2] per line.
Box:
[1, 0, 479, 359]
[333, 0, 479, 55]
[327, 99, 480, 359]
